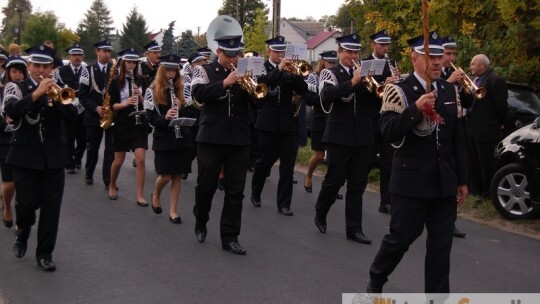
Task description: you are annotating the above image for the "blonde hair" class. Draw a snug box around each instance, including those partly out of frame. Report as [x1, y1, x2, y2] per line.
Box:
[8, 43, 21, 56]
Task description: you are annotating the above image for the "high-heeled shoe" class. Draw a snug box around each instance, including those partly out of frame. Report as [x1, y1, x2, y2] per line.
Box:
[169, 216, 182, 224]
[150, 193, 162, 214]
[304, 177, 313, 193]
[3, 204, 13, 228]
[108, 187, 118, 200]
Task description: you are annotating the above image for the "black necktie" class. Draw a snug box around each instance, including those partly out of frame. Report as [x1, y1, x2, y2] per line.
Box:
[348, 68, 354, 76]
[102, 66, 106, 74]
[74, 67, 79, 75]
[127, 77, 132, 96]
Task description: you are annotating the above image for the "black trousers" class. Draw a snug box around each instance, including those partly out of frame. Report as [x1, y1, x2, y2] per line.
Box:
[369, 132, 394, 206]
[251, 130, 299, 209]
[193, 143, 249, 243]
[66, 113, 87, 169]
[12, 166, 65, 259]
[315, 144, 371, 233]
[85, 125, 114, 186]
[369, 195, 456, 293]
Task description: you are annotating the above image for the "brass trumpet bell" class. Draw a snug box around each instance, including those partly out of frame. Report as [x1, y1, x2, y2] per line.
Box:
[450, 62, 486, 100]
[46, 85, 76, 105]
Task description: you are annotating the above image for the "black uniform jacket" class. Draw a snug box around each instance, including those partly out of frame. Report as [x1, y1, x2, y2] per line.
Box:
[255, 61, 308, 133]
[81, 62, 114, 126]
[55, 64, 90, 98]
[460, 68, 508, 142]
[380, 74, 468, 198]
[4, 79, 77, 169]
[108, 75, 148, 137]
[319, 65, 373, 147]
[140, 61, 159, 86]
[146, 87, 192, 151]
[303, 73, 326, 133]
[191, 60, 255, 146]
[362, 54, 394, 134]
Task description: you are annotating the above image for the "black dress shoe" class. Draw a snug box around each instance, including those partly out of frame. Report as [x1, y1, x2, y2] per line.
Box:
[37, 258, 56, 271]
[346, 232, 372, 245]
[195, 225, 207, 243]
[169, 216, 182, 224]
[76, 162, 82, 170]
[336, 193, 343, 200]
[13, 226, 31, 258]
[314, 217, 327, 233]
[108, 194, 118, 200]
[85, 177, 94, 185]
[13, 241, 27, 258]
[278, 207, 294, 216]
[292, 178, 298, 184]
[453, 225, 466, 238]
[250, 196, 261, 207]
[66, 168, 76, 174]
[378, 204, 391, 214]
[366, 280, 383, 293]
[181, 173, 188, 180]
[217, 178, 225, 191]
[222, 241, 247, 255]
[150, 193, 162, 214]
[304, 177, 313, 193]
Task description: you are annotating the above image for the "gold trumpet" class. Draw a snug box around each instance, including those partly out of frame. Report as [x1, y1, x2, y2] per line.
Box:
[450, 62, 486, 99]
[40, 75, 75, 105]
[281, 56, 313, 77]
[230, 64, 268, 99]
[352, 61, 384, 98]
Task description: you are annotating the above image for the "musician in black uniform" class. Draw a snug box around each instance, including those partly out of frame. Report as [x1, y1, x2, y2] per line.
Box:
[1, 56, 28, 228]
[440, 36, 469, 238]
[250, 35, 308, 216]
[363, 30, 400, 215]
[81, 39, 115, 188]
[303, 51, 337, 192]
[107, 48, 149, 205]
[140, 40, 161, 85]
[368, 32, 469, 293]
[4, 44, 77, 271]
[313, 34, 373, 244]
[144, 55, 191, 223]
[54, 43, 89, 174]
[191, 35, 253, 254]
[181, 52, 207, 179]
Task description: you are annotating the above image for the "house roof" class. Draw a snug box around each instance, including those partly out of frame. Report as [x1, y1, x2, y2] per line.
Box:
[307, 30, 339, 49]
[148, 30, 163, 41]
[285, 19, 325, 40]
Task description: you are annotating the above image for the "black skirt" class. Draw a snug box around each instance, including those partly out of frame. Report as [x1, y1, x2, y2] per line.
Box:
[114, 132, 148, 152]
[310, 131, 326, 152]
[154, 149, 192, 175]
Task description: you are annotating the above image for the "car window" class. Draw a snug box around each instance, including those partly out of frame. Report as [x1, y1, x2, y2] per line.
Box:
[507, 87, 540, 115]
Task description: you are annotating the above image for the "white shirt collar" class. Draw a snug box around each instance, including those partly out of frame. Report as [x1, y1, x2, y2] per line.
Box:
[413, 71, 438, 91]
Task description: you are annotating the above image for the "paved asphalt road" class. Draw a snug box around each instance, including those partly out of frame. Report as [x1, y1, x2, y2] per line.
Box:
[1, 155, 539, 303]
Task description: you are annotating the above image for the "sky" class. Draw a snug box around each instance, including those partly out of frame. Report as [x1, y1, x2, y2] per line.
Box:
[0, 0, 347, 35]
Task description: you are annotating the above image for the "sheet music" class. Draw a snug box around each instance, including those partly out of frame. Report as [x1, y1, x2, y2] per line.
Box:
[169, 117, 197, 127]
[236, 57, 265, 77]
[370, 59, 386, 75]
[359, 60, 372, 77]
[284, 44, 308, 60]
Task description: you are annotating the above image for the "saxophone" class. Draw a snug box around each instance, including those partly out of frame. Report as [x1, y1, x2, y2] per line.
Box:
[100, 59, 117, 129]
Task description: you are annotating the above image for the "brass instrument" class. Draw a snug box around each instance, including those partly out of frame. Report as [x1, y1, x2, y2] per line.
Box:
[353, 60, 379, 96]
[450, 62, 486, 99]
[127, 69, 146, 125]
[100, 59, 117, 129]
[230, 63, 268, 99]
[282, 56, 313, 77]
[384, 53, 401, 79]
[40, 75, 76, 105]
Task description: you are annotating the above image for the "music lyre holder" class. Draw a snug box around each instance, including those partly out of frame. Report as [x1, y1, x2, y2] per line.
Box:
[169, 117, 197, 139]
[129, 110, 147, 125]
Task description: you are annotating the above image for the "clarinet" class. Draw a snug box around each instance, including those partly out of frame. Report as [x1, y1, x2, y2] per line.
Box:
[384, 53, 401, 80]
[170, 79, 182, 139]
[128, 69, 145, 125]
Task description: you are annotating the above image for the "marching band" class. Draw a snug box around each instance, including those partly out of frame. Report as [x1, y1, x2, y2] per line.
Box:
[2, 15, 483, 292]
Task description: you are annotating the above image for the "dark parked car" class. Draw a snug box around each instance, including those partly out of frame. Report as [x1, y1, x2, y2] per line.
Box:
[490, 117, 540, 219]
[502, 82, 540, 137]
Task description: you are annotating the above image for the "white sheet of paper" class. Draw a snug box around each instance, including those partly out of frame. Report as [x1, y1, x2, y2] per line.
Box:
[284, 44, 308, 60]
[249, 57, 265, 76]
[284, 44, 295, 59]
[235, 58, 249, 77]
[370, 59, 386, 75]
[169, 117, 197, 127]
[359, 60, 372, 77]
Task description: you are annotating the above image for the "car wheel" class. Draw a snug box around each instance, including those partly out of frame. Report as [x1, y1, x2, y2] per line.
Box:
[490, 163, 540, 220]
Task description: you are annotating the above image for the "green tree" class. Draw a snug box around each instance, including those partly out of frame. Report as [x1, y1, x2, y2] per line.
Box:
[22, 11, 76, 55]
[161, 21, 175, 56]
[76, 0, 115, 61]
[217, 0, 268, 28]
[119, 6, 149, 52]
[1, 0, 32, 44]
[176, 30, 199, 58]
[243, 7, 269, 55]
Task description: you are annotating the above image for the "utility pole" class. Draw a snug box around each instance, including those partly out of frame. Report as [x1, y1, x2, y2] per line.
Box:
[272, 0, 281, 37]
[16, 4, 23, 44]
[197, 26, 201, 45]
[236, 0, 240, 20]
